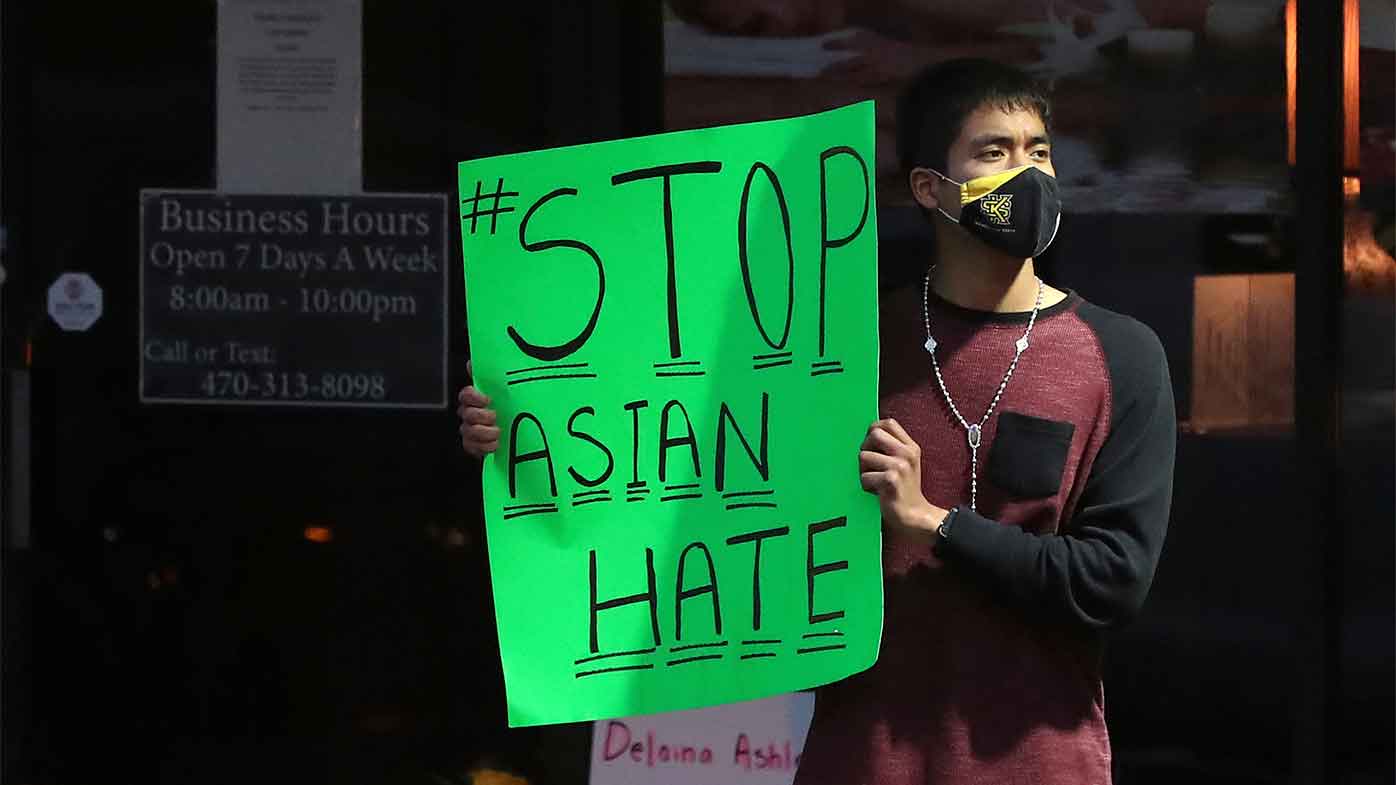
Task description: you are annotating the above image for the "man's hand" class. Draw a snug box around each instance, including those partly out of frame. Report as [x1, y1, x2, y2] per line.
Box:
[457, 360, 500, 458]
[859, 418, 948, 539]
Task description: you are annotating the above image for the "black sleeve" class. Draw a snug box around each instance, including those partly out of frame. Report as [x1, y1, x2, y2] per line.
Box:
[935, 306, 1177, 630]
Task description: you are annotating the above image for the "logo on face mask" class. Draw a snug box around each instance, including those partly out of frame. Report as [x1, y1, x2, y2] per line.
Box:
[929, 164, 1062, 258]
[980, 193, 1013, 226]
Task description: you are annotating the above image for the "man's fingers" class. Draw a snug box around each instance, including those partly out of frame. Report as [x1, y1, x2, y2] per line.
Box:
[866, 420, 919, 460]
[459, 422, 500, 441]
[462, 423, 501, 442]
[458, 385, 490, 407]
[455, 403, 492, 423]
[459, 429, 501, 456]
[457, 366, 499, 459]
[462, 406, 497, 426]
[863, 425, 903, 455]
[880, 418, 915, 446]
[860, 471, 890, 494]
[459, 429, 481, 456]
[862, 423, 893, 450]
[859, 450, 903, 473]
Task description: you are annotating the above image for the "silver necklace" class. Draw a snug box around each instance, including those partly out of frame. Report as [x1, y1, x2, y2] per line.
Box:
[921, 265, 1043, 511]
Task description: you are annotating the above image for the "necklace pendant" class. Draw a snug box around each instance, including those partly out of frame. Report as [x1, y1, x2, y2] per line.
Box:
[967, 424, 982, 449]
[1015, 336, 1030, 353]
[924, 336, 937, 354]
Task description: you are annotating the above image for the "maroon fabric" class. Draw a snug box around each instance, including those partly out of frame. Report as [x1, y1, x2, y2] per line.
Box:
[794, 285, 1116, 785]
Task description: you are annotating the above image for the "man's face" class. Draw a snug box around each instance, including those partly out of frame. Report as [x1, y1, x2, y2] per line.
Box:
[912, 104, 1055, 222]
[670, 0, 847, 36]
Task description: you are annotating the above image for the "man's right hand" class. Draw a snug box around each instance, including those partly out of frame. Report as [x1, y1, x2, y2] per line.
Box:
[458, 361, 500, 458]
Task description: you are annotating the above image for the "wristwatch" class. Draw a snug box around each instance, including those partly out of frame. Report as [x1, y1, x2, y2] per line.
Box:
[934, 506, 960, 555]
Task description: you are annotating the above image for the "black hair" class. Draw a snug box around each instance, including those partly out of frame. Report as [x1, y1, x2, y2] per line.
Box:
[896, 58, 1053, 175]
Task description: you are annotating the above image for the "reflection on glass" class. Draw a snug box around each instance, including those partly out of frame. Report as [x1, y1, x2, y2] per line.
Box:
[1190, 272, 1294, 433]
[665, 0, 1290, 214]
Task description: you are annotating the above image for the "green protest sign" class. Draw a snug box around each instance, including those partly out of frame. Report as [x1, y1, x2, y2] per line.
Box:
[458, 101, 881, 727]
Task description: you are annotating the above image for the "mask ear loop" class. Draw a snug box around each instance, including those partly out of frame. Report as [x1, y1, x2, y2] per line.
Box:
[1034, 210, 1062, 257]
[925, 167, 964, 225]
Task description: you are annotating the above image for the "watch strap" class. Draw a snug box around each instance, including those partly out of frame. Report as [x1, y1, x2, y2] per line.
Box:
[934, 506, 960, 556]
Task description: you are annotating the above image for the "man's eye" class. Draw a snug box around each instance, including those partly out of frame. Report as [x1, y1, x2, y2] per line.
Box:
[1031, 148, 1051, 159]
[980, 149, 1005, 159]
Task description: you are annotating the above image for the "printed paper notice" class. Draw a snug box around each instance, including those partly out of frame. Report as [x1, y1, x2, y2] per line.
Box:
[217, 0, 362, 194]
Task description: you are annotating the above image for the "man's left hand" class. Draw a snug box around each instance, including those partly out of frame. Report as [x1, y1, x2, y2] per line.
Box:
[859, 418, 948, 539]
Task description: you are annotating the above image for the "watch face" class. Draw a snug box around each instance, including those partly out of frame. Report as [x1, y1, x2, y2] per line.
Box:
[933, 514, 951, 557]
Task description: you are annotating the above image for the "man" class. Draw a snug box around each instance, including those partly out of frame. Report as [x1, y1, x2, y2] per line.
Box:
[459, 59, 1175, 784]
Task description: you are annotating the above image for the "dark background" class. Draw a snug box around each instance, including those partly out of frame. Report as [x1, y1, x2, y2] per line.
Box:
[1, 2, 1390, 784]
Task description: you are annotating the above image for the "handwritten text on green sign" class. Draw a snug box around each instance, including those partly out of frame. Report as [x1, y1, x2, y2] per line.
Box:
[459, 102, 882, 727]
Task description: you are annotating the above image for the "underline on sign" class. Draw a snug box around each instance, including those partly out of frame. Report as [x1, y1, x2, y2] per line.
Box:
[669, 641, 728, 653]
[505, 363, 590, 376]
[667, 654, 723, 667]
[574, 647, 658, 666]
[575, 664, 655, 678]
[722, 490, 774, 498]
[502, 502, 555, 516]
[506, 373, 598, 386]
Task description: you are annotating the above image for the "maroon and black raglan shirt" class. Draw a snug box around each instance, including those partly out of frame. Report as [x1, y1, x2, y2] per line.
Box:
[793, 284, 1176, 785]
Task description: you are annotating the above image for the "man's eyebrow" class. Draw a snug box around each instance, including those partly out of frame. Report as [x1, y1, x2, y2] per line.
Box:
[967, 133, 1053, 147]
[968, 134, 1015, 148]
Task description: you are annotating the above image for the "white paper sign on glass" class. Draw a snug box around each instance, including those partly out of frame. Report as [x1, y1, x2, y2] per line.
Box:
[217, 0, 362, 194]
[589, 693, 815, 785]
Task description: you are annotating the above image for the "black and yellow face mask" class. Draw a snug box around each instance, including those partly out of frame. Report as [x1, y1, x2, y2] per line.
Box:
[928, 164, 1062, 259]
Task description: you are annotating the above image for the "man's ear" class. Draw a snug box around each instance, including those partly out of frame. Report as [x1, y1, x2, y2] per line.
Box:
[909, 167, 943, 214]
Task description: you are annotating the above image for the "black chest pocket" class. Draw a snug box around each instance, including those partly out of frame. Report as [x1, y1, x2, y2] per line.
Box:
[987, 411, 1076, 499]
